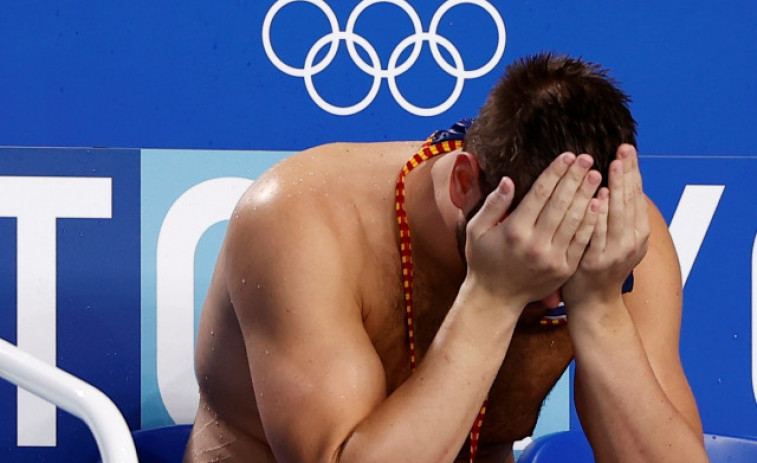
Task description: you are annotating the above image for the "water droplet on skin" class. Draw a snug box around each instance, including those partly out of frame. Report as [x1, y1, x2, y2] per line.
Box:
[550, 340, 556, 347]
[210, 330, 214, 336]
[241, 278, 246, 284]
[308, 171, 315, 176]
[257, 284, 262, 289]
[265, 349, 270, 355]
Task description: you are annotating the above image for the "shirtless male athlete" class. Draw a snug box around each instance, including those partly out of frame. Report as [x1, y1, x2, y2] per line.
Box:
[184, 53, 709, 463]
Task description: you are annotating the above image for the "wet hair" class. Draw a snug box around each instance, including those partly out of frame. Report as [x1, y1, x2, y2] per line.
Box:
[463, 52, 637, 210]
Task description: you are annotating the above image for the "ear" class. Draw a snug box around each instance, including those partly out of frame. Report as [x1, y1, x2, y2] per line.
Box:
[449, 152, 483, 213]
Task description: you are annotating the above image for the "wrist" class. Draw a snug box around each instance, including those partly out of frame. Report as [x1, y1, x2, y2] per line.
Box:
[435, 277, 521, 363]
[567, 297, 634, 351]
[458, 275, 524, 325]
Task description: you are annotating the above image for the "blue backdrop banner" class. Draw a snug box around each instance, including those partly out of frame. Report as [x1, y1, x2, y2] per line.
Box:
[0, 1, 756, 460]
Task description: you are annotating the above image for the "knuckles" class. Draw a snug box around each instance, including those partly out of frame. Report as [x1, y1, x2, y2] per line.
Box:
[522, 242, 543, 262]
[551, 196, 571, 214]
[520, 242, 573, 279]
[563, 211, 583, 232]
[501, 222, 527, 247]
[532, 182, 552, 203]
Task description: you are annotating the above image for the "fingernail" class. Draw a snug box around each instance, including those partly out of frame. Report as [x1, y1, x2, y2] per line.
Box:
[578, 156, 593, 169]
[562, 152, 576, 165]
[588, 171, 601, 185]
[619, 144, 634, 159]
[497, 177, 512, 195]
[590, 199, 600, 213]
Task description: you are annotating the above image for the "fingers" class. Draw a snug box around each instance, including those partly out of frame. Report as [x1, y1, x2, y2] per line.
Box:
[620, 144, 650, 242]
[566, 193, 603, 265]
[620, 145, 636, 236]
[552, 168, 602, 248]
[513, 152, 576, 225]
[607, 158, 625, 245]
[503, 151, 600, 269]
[588, 187, 610, 255]
[535, 154, 598, 237]
[467, 177, 515, 236]
[611, 144, 649, 248]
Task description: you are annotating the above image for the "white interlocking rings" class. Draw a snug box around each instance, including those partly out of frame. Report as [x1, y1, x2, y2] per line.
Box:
[262, 0, 506, 116]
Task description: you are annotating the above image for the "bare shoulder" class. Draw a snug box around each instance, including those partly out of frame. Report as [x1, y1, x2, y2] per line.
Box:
[622, 196, 682, 340]
[222, 139, 420, 323]
[224, 152, 363, 319]
[624, 197, 682, 318]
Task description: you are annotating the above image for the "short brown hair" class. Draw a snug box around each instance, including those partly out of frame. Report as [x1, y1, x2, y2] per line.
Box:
[463, 52, 637, 208]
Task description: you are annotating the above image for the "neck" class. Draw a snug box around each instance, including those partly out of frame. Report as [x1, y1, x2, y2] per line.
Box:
[403, 154, 466, 287]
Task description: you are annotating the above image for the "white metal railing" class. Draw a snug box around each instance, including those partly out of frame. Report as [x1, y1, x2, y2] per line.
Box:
[0, 337, 138, 463]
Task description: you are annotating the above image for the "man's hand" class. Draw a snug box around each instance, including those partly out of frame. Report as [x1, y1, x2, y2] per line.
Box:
[562, 144, 650, 313]
[464, 152, 602, 312]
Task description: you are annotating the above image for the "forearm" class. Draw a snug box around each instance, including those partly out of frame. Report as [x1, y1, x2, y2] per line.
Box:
[569, 300, 707, 463]
[338, 279, 519, 463]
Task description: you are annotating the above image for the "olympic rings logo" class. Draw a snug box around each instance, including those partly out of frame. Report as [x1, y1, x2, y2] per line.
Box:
[262, 0, 506, 116]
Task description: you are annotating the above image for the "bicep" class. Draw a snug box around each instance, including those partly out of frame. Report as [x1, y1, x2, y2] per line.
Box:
[225, 208, 387, 463]
[622, 199, 702, 433]
[246, 309, 386, 463]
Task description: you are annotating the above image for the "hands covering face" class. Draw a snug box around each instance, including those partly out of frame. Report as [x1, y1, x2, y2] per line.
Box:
[464, 144, 648, 315]
[561, 144, 649, 310]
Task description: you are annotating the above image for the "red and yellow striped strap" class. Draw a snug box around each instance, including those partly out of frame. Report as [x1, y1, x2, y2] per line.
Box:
[395, 136, 487, 463]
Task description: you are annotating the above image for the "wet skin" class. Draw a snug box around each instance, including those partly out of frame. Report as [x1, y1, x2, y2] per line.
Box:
[184, 141, 704, 463]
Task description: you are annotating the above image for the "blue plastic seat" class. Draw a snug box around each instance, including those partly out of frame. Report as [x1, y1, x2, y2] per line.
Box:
[705, 433, 757, 462]
[517, 431, 592, 462]
[517, 430, 757, 463]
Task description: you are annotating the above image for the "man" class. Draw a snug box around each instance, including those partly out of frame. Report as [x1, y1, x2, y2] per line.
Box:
[184, 53, 708, 463]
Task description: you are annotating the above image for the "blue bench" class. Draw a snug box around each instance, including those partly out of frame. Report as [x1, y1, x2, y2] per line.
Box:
[518, 430, 757, 463]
